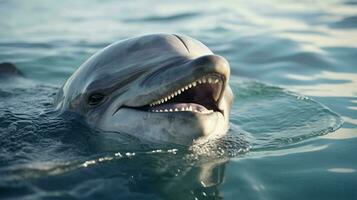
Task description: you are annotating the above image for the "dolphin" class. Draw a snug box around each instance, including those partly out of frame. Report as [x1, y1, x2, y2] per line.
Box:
[0, 62, 23, 78]
[54, 34, 233, 145]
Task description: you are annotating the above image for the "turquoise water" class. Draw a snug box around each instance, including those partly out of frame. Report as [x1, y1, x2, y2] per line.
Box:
[0, 0, 356, 199]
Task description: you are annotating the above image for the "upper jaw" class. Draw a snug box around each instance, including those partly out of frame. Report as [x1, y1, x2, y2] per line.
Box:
[149, 74, 224, 106]
[146, 73, 225, 113]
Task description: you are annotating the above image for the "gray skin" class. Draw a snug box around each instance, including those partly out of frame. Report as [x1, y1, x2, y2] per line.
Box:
[54, 34, 233, 145]
[0, 62, 23, 78]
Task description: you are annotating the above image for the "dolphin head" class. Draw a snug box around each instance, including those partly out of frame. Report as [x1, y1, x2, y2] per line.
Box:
[54, 34, 233, 145]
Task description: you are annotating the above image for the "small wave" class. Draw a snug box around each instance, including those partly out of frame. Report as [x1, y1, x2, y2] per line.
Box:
[124, 12, 200, 23]
[345, 1, 357, 5]
[188, 133, 251, 159]
[230, 81, 343, 151]
[330, 16, 357, 29]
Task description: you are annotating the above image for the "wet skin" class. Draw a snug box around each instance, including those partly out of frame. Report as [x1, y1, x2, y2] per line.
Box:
[54, 34, 233, 145]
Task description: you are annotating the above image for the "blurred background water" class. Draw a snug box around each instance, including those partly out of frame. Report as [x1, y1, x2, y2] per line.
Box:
[0, 0, 356, 199]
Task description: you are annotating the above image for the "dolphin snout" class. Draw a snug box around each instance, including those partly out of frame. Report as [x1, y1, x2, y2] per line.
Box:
[190, 55, 230, 80]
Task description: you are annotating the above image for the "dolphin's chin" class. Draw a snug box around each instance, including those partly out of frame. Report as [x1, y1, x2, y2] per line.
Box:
[98, 107, 227, 145]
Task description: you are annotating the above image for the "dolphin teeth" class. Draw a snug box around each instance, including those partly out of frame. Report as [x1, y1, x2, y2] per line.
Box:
[147, 75, 222, 110]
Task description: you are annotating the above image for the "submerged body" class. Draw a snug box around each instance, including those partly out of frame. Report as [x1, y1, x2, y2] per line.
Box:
[0, 62, 23, 78]
[54, 34, 233, 145]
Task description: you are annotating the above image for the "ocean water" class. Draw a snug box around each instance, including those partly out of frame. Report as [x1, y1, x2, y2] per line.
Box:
[0, 0, 356, 199]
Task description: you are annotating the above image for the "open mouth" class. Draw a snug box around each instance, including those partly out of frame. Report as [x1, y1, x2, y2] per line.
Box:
[135, 74, 224, 114]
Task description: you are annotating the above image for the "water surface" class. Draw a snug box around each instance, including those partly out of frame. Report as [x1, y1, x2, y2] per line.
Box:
[0, 0, 356, 199]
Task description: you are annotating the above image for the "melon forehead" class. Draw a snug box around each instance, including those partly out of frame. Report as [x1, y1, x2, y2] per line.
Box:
[57, 34, 213, 103]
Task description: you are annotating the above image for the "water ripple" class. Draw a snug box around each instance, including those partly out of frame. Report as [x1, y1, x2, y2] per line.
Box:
[124, 12, 200, 23]
[330, 15, 357, 29]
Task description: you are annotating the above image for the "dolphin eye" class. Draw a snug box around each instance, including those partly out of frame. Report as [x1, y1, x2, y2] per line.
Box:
[88, 93, 105, 106]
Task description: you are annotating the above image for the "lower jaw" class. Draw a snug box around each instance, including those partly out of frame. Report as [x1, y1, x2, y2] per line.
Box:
[103, 108, 227, 145]
[148, 103, 214, 114]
